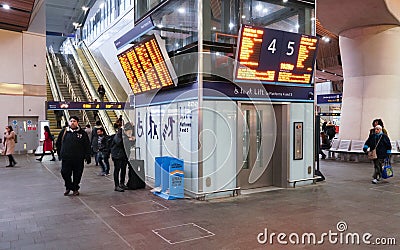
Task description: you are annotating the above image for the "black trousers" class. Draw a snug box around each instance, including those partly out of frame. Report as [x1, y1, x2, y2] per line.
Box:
[372, 158, 384, 179]
[7, 155, 16, 165]
[113, 158, 127, 187]
[61, 158, 84, 191]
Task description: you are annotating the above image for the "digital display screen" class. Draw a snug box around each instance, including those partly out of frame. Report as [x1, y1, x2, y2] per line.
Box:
[47, 101, 127, 110]
[117, 34, 177, 94]
[235, 25, 319, 85]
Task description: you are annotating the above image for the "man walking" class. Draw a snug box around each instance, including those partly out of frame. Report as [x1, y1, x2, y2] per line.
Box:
[56, 116, 91, 196]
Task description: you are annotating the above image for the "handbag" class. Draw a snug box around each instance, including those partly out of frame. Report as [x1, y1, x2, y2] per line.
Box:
[368, 149, 377, 160]
[382, 159, 394, 179]
[367, 135, 382, 160]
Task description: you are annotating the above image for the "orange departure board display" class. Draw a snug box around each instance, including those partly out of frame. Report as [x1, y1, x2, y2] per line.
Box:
[235, 25, 319, 85]
[117, 34, 177, 94]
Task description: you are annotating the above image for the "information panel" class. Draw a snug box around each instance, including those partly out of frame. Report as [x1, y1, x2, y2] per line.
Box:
[117, 34, 177, 95]
[235, 25, 319, 85]
[47, 101, 127, 110]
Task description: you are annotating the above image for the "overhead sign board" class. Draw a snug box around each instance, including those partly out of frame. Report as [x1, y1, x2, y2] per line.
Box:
[234, 25, 319, 85]
[317, 94, 342, 104]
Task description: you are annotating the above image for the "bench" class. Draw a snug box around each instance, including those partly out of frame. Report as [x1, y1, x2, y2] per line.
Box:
[347, 140, 366, 162]
[326, 139, 400, 162]
[326, 138, 340, 159]
[329, 139, 351, 160]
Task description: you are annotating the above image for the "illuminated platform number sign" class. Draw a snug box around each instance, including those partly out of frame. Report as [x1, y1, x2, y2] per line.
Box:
[117, 34, 177, 94]
[235, 25, 319, 84]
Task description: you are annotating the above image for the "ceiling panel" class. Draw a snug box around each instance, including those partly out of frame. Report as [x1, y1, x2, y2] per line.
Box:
[0, 0, 35, 32]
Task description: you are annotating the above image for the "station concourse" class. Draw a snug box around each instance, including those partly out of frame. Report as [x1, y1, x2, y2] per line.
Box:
[0, 0, 400, 249]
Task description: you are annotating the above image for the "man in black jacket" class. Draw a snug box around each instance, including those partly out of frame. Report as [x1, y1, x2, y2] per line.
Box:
[56, 116, 91, 196]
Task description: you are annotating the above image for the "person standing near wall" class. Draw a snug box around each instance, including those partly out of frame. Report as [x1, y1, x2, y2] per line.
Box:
[111, 122, 135, 192]
[3, 125, 17, 167]
[36, 125, 55, 162]
[56, 116, 91, 196]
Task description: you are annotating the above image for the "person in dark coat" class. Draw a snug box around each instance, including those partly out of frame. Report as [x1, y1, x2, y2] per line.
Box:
[91, 127, 110, 176]
[363, 125, 391, 184]
[56, 116, 91, 196]
[97, 85, 106, 102]
[325, 122, 336, 141]
[36, 125, 55, 161]
[319, 131, 331, 159]
[369, 118, 388, 135]
[111, 122, 135, 192]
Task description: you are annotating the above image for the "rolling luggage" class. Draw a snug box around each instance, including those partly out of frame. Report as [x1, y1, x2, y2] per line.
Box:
[127, 159, 146, 189]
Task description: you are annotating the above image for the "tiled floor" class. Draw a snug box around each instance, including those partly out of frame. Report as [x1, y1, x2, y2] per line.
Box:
[0, 155, 399, 249]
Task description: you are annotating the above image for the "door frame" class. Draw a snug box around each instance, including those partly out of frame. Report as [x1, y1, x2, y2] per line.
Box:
[236, 102, 276, 189]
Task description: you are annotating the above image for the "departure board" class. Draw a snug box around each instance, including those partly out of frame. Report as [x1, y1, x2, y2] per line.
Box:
[234, 25, 319, 84]
[117, 34, 177, 94]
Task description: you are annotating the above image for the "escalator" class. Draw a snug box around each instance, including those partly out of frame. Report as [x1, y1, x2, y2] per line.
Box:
[75, 48, 118, 124]
[55, 53, 98, 125]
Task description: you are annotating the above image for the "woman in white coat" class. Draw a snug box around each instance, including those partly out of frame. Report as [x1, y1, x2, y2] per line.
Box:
[3, 125, 17, 167]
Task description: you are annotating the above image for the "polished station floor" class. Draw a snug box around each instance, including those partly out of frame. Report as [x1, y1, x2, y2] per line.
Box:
[0, 155, 399, 250]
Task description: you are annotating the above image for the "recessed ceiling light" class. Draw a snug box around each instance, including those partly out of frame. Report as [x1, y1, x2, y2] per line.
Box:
[3, 4, 10, 10]
[82, 6, 89, 11]
[242, 15, 246, 19]
[178, 8, 185, 13]
[229, 23, 235, 29]
[283, 0, 288, 3]
[212, 27, 216, 30]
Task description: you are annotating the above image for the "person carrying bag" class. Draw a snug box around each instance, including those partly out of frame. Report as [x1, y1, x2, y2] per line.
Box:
[363, 125, 391, 184]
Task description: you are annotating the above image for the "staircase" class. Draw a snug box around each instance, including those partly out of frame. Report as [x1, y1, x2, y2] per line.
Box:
[75, 48, 118, 124]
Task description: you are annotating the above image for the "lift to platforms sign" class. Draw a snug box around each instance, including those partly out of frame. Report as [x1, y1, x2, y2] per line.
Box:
[117, 34, 178, 95]
[234, 25, 319, 85]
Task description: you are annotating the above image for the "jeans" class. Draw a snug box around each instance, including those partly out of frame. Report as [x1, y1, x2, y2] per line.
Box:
[96, 151, 110, 174]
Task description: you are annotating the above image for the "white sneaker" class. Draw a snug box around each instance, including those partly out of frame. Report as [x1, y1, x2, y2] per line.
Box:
[371, 179, 378, 184]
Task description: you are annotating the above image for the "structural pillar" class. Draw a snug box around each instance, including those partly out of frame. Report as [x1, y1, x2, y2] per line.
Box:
[339, 25, 400, 140]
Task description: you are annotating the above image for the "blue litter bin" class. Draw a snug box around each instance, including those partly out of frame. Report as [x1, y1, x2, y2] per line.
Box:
[154, 156, 184, 200]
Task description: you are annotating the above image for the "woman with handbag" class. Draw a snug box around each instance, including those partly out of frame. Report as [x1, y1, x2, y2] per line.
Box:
[36, 126, 56, 162]
[363, 125, 391, 184]
[3, 125, 17, 167]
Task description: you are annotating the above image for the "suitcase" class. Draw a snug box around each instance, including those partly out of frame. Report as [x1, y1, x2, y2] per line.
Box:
[127, 159, 146, 189]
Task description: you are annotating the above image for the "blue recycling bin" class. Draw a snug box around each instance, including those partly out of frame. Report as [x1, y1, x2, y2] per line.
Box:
[154, 156, 184, 200]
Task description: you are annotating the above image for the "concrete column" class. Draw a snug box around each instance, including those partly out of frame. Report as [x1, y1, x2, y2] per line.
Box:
[339, 25, 400, 140]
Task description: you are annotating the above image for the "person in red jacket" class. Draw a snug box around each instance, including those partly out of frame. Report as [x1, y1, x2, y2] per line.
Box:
[36, 126, 55, 161]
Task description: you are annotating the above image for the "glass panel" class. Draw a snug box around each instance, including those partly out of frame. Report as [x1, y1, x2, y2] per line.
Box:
[150, 0, 198, 52]
[256, 110, 262, 168]
[242, 109, 250, 169]
[206, 0, 315, 44]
